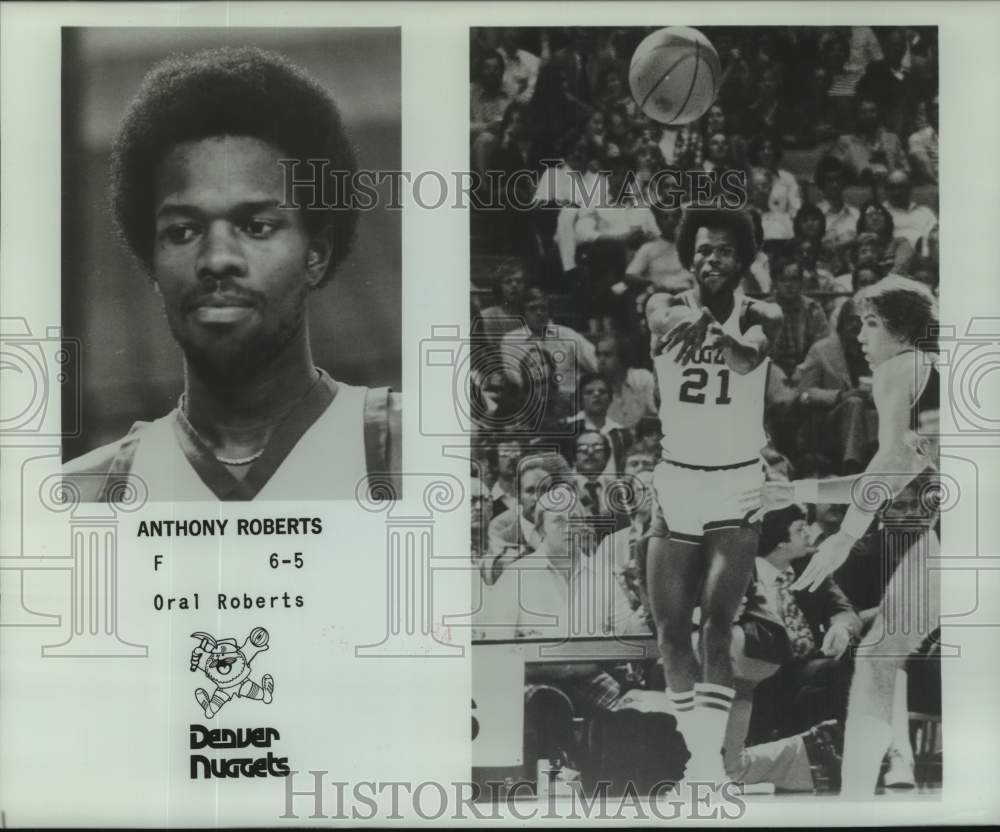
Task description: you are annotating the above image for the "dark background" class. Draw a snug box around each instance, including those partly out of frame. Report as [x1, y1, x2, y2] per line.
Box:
[62, 27, 401, 461]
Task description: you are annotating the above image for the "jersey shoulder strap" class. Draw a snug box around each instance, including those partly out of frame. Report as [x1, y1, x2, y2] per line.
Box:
[61, 420, 151, 503]
[363, 386, 402, 500]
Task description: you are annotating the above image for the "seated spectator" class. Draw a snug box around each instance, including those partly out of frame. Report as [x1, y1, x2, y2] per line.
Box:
[471, 51, 513, 140]
[485, 452, 572, 583]
[513, 347, 576, 437]
[829, 261, 882, 331]
[908, 95, 938, 185]
[769, 258, 831, 379]
[471, 474, 492, 566]
[795, 238, 840, 309]
[658, 120, 704, 170]
[571, 430, 621, 520]
[632, 416, 663, 458]
[561, 373, 630, 475]
[910, 256, 939, 295]
[832, 231, 886, 294]
[855, 28, 921, 139]
[792, 203, 840, 278]
[746, 505, 863, 744]
[595, 68, 637, 120]
[496, 27, 541, 104]
[476, 265, 527, 346]
[500, 287, 598, 399]
[882, 169, 937, 248]
[489, 435, 525, 518]
[795, 300, 878, 474]
[527, 64, 592, 164]
[595, 334, 657, 430]
[831, 97, 909, 185]
[624, 207, 693, 296]
[723, 506, 861, 791]
[478, 486, 648, 640]
[591, 455, 658, 634]
[702, 131, 734, 174]
[856, 199, 915, 275]
[811, 32, 863, 141]
[743, 65, 793, 140]
[742, 210, 773, 296]
[473, 103, 540, 258]
[748, 132, 802, 219]
[814, 155, 860, 271]
[750, 166, 794, 243]
[572, 166, 660, 333]
[847, 26, 884, 74]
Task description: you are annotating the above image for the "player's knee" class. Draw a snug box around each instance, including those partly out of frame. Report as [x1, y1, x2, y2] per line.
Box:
[700, 617, 734, 656]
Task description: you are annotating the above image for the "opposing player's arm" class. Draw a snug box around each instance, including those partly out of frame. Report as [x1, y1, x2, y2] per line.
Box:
[811, 356, 930, 507]
[715, 299, 783, 375]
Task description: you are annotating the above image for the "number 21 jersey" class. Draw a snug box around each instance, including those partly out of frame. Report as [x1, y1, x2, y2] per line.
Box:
[653, 293, 769, 468]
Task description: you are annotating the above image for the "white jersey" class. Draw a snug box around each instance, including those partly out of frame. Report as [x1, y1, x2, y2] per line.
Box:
[129, 382, 369, 501]
[653, 293, 769, 468]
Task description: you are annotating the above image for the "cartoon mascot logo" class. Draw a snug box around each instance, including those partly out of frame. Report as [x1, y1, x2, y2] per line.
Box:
[189, 627, 274, 718]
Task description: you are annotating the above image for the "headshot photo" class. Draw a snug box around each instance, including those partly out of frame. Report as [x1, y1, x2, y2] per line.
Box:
[60, 28, 401, 501]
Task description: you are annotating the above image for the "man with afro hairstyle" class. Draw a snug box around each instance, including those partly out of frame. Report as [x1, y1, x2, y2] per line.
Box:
[643, 207, 783, 790]
[64, 47, 400, 501]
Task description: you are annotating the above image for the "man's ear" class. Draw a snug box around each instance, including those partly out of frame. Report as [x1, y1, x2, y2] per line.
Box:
[305, 225, 334, 288]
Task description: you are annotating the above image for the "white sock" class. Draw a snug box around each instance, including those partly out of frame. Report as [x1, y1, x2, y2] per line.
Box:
[841, 713, 893, 797]
[889, 669, 914, 764]
[666, 689, 696, 768]
[693, 682, 734, 779]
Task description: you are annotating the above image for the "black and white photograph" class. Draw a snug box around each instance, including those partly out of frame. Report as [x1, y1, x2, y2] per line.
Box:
[60, 28, 402, 501]
[469, 24, 944, 803]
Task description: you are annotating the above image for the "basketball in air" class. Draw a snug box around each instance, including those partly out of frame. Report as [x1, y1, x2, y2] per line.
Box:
[629, 27, 721, 126]
[249, 627, 269, 648]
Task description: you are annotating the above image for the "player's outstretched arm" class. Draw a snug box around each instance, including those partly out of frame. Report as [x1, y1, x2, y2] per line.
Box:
[714, 298, 783, 375]
[644, 291, 686, 341]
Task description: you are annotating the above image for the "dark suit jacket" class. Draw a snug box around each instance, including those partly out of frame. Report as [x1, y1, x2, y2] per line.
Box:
[739, 560, 862, 665]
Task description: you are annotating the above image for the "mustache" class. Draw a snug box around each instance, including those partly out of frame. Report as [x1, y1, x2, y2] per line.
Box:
[182, 282, 264, 312]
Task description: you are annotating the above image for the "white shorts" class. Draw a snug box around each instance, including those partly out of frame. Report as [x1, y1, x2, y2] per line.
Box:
[650, 458, 765, 543]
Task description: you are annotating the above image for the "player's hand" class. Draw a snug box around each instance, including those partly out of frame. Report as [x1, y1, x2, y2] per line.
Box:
[745, 480, 796, 523]
[665, 308, 715, 365]
[611, 280, 628, 296]
[820, 622, 852, 659]
[792, 531, 854, 592]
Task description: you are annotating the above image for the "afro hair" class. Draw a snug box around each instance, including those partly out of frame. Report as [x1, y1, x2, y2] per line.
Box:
[110, 46, 359, 287]
[675, 207, 758, 272]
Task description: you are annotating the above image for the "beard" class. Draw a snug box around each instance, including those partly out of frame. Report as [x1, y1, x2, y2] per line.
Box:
[167, 283, 310, 385]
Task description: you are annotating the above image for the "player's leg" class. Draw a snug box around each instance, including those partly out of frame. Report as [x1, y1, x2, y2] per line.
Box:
[647, 533, 704, 779]
[693, 524, 760, 781]
[647, 535, 704, 694]
[840, 528, 940, 796]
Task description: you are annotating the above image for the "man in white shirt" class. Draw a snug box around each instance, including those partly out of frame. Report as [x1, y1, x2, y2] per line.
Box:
[499, 288, 597, 398]
[497, 28, 541, 104]
[484, 453, 572, 584]
[489, 436, 524, 518]
[883, 169, 937, 248]
[814, 155, 860, 262]
[478, 488, 648, 641]
[563, 374, 628, 475]
[722, 505, 862, 791]
[595, 335, 657, 431]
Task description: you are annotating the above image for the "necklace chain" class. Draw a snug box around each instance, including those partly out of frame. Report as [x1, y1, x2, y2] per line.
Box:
[177, 398, 265, 467]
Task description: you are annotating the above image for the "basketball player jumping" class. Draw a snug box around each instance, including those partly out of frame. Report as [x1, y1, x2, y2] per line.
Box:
[644, 208, 783, 787]
[64, 47, 400, 501]
[751, 276, 940, 796]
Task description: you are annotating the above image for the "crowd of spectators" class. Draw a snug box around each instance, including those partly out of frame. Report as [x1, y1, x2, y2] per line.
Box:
[469, 26, 940, 793]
